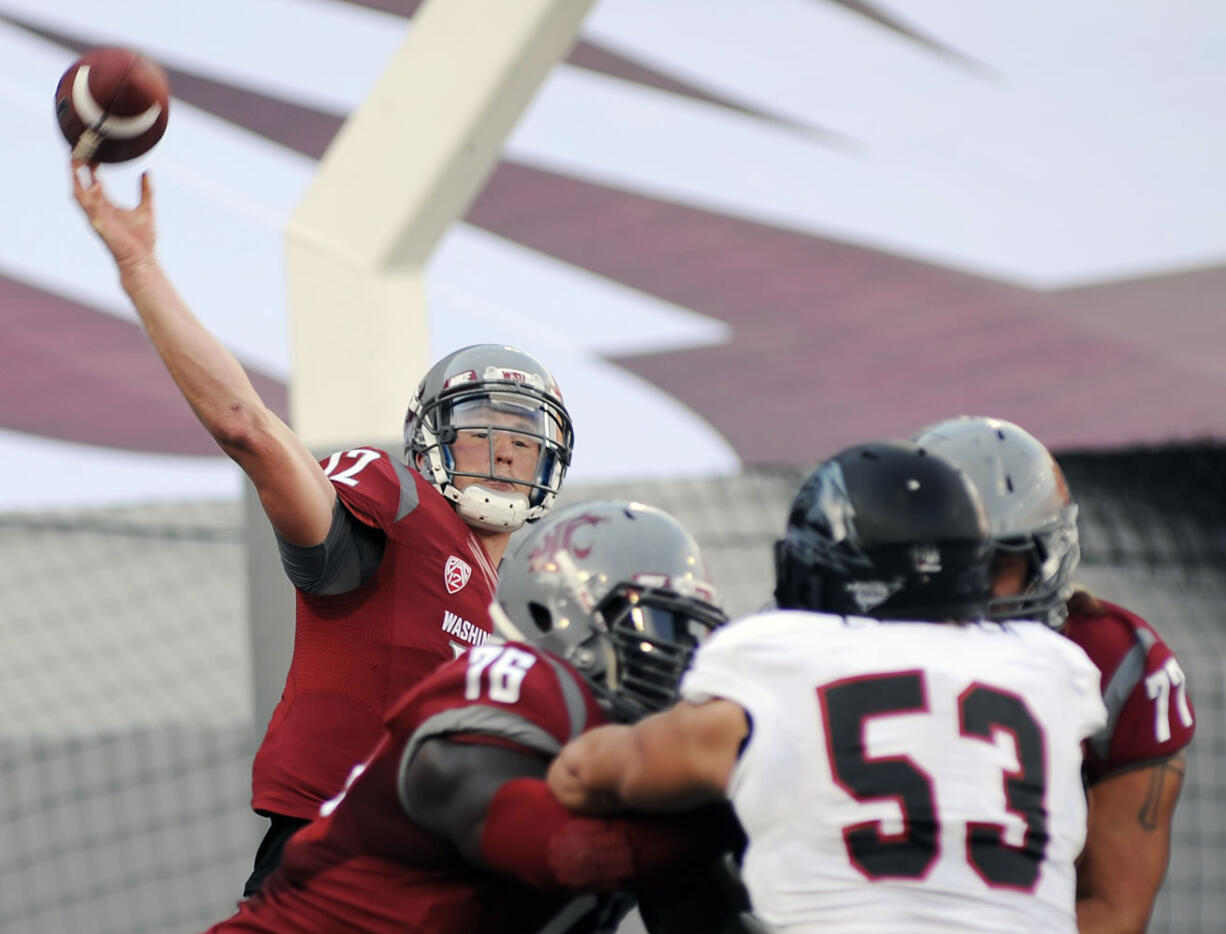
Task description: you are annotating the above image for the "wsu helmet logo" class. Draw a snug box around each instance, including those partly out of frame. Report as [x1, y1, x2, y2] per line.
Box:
[528, 513, 605, 571]
[444, 555, 473, 594]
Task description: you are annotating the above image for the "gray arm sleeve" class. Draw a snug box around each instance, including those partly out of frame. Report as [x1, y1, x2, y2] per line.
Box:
[275, 499, 386, 595]
[400, 739, 549, 867]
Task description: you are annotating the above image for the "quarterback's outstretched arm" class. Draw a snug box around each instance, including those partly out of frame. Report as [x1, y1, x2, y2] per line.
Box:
[548, 699, 748, 814]
[71, 161, 336, 546]
[1076, 754, 1186, 934]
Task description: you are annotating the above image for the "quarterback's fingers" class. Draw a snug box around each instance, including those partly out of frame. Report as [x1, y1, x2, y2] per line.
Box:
[70, 159, 104, 205]
[70, 158, 89, 198]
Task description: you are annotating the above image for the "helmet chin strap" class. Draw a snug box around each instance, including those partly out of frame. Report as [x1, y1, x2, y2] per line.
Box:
[454, 484, 530, 532]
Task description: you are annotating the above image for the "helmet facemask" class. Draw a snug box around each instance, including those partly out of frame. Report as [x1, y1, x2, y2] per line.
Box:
[914, 416, 1081, 629]
[490, 581, 724, 723]
[775, 535, 993, 622]
[489, 500, 729, 723]
[987, 504, 1080, 628]
[586, 584, 728, 723]
[407, 368, 572, 532]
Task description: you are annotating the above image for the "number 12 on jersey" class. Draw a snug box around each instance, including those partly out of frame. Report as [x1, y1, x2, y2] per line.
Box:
[818, 670, 1048, 892]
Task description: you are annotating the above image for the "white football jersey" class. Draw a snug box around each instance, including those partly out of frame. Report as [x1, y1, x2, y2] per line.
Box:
[680, 611, 1107, 934]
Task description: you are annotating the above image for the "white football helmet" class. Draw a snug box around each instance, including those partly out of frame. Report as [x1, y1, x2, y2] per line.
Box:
[914, 416, 1080, 627]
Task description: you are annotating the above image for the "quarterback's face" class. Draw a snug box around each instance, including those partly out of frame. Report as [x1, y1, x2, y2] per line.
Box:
[450, 406, 543, 495]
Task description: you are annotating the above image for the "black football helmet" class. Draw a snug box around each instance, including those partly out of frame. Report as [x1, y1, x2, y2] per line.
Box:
[403, 344, 574, 532]
[774, 440, 994, 621]
[914, 416, 1080, 628]
[491, 500, 728, 723]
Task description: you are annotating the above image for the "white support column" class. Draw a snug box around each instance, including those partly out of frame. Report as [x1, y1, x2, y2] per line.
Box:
[286, 0, 599, 450]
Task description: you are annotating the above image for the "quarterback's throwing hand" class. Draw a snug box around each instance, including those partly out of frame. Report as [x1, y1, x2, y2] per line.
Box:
[71, 158, 156, 272]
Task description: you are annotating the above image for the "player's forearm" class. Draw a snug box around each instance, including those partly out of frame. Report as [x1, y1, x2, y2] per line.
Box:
[483, 778, 738, 892]
[1076, 895, 1150, 934]
[1075, 851, 1163, 934]
[119, 259, 335, 542]
[548, 726, 635, 814]
[1075, 759, 1181, 934]
[615, 703, 740, 813]
[119, 258, 273, 452]
[616, 725, 716, 813]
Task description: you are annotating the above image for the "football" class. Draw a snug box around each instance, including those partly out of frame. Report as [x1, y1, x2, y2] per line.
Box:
[55, 47, 170, 164]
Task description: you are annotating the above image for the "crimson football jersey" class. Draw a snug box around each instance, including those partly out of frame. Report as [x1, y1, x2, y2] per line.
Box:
[1064, 599, 1196, 783]
[208, 643, 612, 934]
[252, 447, 502, 819]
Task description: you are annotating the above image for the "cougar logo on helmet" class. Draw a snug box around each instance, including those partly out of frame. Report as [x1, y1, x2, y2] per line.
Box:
[491, 501, 728, 723]
[528, 513, 605, 571]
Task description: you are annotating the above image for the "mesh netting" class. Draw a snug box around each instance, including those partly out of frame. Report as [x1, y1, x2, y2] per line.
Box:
[1, 446, 1222, 932]
[0, 503, 258, 934]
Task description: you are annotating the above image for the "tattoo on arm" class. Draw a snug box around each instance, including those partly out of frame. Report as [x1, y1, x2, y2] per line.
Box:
[1138, 755, 1186, 831]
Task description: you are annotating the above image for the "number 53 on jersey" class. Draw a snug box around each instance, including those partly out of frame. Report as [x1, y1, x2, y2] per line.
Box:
[818, 670, 1053, 892]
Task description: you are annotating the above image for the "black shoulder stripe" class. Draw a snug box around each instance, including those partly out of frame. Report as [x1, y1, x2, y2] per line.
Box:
[388, 455, 422, 522]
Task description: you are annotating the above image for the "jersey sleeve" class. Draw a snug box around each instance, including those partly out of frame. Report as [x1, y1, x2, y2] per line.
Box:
[1023, 622, 1109, 745]
[480, 779, 743, 893]
[317, 447, 424, 534]
[680, 613, 824, 802]
[1065, 601, 1196, 782]
[680, 613, 789, 722]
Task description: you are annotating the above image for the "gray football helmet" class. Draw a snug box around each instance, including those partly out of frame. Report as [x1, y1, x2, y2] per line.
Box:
[491, 500, 728, 723]
[403, 345, 573, 532]
[914, 416, 1080, 627]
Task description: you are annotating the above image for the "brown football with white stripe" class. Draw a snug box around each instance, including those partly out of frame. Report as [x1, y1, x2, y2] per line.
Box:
[55, 47, 170, 164]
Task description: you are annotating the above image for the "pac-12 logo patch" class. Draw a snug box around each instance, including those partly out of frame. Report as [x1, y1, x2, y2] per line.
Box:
[444, 555, 473, 594]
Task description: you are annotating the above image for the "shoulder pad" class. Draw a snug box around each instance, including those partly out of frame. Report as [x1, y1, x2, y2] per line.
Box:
[318, 448, 423, 528]
[389, 644, 599, 758]
[1067, 601, 1195, 780]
